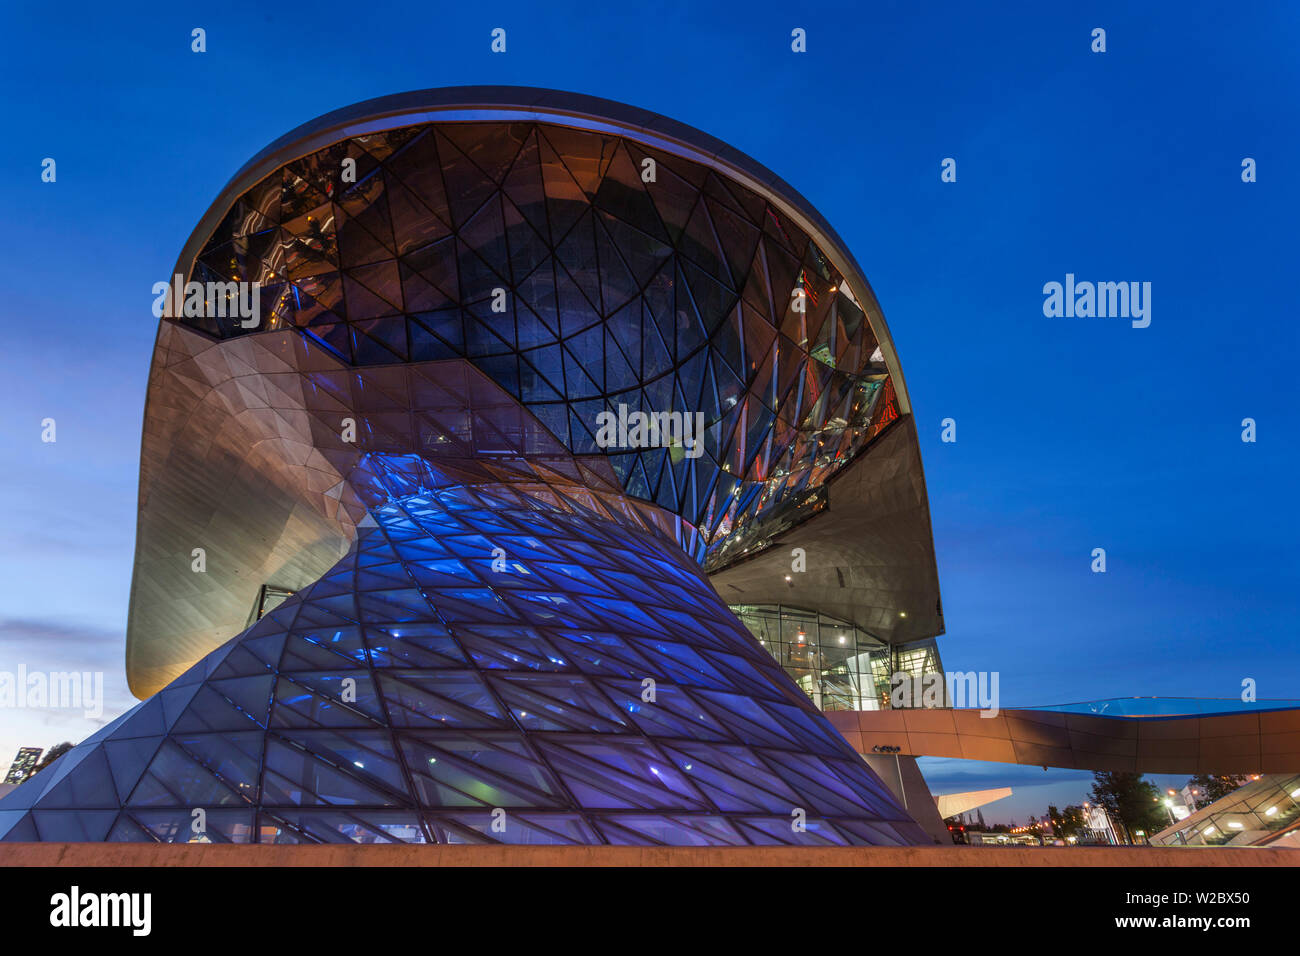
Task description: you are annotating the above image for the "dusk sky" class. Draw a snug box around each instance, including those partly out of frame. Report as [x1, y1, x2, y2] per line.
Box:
[0, 1, 1296, 821]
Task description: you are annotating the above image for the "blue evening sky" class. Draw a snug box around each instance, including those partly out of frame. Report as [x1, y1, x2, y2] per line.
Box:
[0, 1, 1296, 821]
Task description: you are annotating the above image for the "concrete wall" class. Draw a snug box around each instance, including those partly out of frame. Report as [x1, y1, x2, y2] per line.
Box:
[862, 753, 951, 845]
[1, 844, 1295, 867]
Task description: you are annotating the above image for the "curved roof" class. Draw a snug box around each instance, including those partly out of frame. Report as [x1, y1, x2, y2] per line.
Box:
[126, 87, 942, 696]
[169, 86, 913, 415]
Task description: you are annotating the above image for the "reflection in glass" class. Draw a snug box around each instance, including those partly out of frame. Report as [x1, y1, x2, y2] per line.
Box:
[731, 604, 945, 711]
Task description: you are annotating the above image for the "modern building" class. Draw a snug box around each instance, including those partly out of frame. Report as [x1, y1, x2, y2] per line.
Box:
[0, 87, 948, 846]
[1151, 773, 1300, 848]
[2, 748, 42, 786]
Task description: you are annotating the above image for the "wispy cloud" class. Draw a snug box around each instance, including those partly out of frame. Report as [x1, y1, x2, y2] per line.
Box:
[0, 617, 122, 652]
[0, 618, 135, 764]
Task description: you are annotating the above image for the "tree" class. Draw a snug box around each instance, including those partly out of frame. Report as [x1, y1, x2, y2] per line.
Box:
[1047, 804, 1087, 841]
[1185, 774, 1249, 809]
[28, 742, 73, 779]
[1090, 771, 1167, 843]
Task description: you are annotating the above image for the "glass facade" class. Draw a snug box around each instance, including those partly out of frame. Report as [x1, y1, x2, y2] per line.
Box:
[1027, 697, 1300, 717]
[1153, 775, 1300, 847]
[0, 93, 941, 847]
[733, 605, 945, 711]
[181, 119, 900, 570]
[0, 476, 924, 845]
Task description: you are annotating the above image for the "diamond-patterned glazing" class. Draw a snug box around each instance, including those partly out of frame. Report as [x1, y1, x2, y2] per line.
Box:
[0, 477, 924, 845]
[182, 121, 900, 568]
[0, 97, 937, 848]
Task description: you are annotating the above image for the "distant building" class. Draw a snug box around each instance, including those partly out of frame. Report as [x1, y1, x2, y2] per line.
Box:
[3, 747, 43, 785]
[1152, 773, 1300, 847]
[965, 831, 1041, 847]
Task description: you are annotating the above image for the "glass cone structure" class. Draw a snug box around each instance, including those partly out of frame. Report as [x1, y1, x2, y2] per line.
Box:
[0, 87, 944, 845]
[0, 474, 923, 844]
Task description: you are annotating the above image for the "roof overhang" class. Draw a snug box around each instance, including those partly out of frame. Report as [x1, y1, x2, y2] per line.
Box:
[126, 87, 941, 695]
